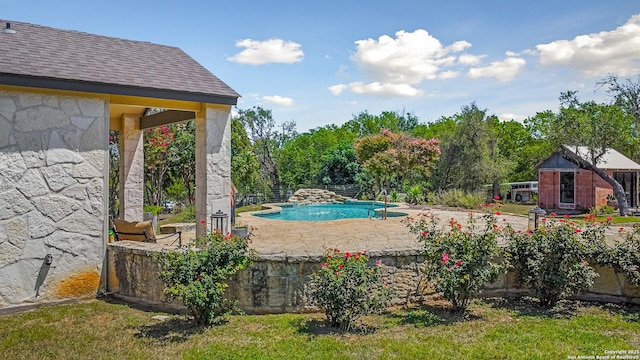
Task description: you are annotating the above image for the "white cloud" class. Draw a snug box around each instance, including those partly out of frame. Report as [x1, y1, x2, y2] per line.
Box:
[262, 95, 294, 106]
[467, 57, 526, 82]
[351, 29, 469, 84]
[499, 113, 528, 123]
[438, 70, 459, 79]
[328, 84, 347, 95]
[458, 54, 485, 66]
[228, 38, 304, 65]
[536, 14, 640, 77]
[331, 82, 423, 98]
[331, 29, 480, 97]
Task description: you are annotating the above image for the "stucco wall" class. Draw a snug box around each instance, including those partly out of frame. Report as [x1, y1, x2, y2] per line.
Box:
[106, 242, 640, 314]
[0, 89, 108, 309]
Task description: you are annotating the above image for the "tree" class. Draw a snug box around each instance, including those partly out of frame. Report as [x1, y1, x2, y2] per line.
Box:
[234, 106, 295, 202]
[343, 110, 419, 137]
[354, 129, 440, 196]
[430, 103, 511, 194]
[529, 91, 635, 215]
[319, 142, 361, 185]
[598, 74, 640, 161]
[167, 121, 196, 204]
[108, 130, 119, 217]
[496, 120, 550, 182]
[144, 125, 175, 206]
[231, 118, 260, 199]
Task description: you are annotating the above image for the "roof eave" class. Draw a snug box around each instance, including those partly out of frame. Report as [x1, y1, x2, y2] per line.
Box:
[0, 73, 239, 105]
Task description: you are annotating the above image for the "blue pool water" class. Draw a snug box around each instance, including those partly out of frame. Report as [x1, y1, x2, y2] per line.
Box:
[254, 202, 405, 221]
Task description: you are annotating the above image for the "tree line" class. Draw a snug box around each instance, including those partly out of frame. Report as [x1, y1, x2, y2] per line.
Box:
[108, 75, 640, 215]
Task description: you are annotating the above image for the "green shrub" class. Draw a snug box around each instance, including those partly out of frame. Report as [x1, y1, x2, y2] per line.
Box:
[596, 224, 640, 286]
[404, 211, 508, 313]
[172, 204, 196, 223]
[390, 189, 400, 202]
[155, 231, 256, 325]
[506, 214, 601, 308]
[144, 205, 163, 215]
[309, 249, 391, 330]
[430, 189, 486, 209]
[406, 185, 424, 205]
[589, 204, 616, 216]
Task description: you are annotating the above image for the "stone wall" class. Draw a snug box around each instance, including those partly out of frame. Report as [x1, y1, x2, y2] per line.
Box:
[288, 188, 350, 204]
[106, 242, 640, 314]
[0, 89, 108, 309]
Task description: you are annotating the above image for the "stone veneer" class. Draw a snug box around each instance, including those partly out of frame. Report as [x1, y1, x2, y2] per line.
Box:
[0, 89, 107, 309]
[106, 242, 640, 314]
[287, 188, 350, 204]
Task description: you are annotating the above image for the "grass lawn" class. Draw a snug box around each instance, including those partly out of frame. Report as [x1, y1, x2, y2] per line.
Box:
[2, 298, 639, 360]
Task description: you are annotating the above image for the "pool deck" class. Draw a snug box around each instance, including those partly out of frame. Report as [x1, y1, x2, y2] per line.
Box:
[238, 204, 531, 256]
[161, 203, 629, 255]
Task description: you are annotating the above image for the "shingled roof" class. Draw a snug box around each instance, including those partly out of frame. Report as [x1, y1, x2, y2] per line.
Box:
[0, 20, 239, 104]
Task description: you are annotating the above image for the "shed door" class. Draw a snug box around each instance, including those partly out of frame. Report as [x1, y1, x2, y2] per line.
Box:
[559, 171, 575, 208]
[613, 172, 637, 208]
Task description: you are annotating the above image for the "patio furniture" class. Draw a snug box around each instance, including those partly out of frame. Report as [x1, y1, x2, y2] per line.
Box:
[111, 218, 182, 246]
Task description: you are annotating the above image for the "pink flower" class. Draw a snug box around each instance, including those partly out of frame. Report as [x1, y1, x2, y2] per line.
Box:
[376, 260, 382, 266]
[607, 217, 612, 222]
[550, 212, 557, 217]
[575, 229, 582, 233]
[336, 271, 341, 276]
[494, 195, 500, 200]
[541, 217, 547, 222]
[321, 263, 326, 267]
[421, 231, 427, 237]
[582, 260, 589, 266]
[564, 214, 571, 219]
[454, 260, 462, 268]
[441, 253, 449, 264]
[338, 264, 343, 269]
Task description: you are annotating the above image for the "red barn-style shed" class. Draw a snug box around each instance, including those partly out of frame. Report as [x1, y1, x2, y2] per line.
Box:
[538, 146, 640, 212]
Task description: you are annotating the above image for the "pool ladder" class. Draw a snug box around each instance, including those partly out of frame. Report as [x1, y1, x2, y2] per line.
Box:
[368, 188, 387, 219]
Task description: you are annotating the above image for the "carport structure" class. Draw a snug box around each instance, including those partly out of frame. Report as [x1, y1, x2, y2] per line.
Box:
[0, 20, 239, 310]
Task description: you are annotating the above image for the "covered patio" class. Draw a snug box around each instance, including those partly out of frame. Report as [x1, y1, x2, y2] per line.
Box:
[0, 19, 238, 310]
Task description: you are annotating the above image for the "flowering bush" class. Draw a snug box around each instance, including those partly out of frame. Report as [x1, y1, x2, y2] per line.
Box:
[309, 249, 391, 330]
[601, 224, 640, 286]
[404, 211, 508, 313]
[506, 214, 603, 308]
[155, 230, 256, 325]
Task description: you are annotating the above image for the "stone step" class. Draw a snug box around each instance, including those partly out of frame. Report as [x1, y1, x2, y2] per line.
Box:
[159, 222, 196, 234]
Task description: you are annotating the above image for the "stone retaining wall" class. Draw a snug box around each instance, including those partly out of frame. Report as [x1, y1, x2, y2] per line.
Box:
[106, 242, 640, 314]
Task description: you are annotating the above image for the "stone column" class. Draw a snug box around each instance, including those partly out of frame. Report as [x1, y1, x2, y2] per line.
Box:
[119, 114, 144, 221]
[195, 106, 232, 238]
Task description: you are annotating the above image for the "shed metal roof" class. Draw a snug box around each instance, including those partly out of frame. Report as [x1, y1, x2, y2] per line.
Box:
[564, 146, 640, 170]
[0, 20, 239, 104]
[539, 146, 640, 171]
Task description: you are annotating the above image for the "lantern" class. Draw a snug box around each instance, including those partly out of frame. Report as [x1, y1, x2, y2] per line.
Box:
[528, 206, 546, 230]
[210, 210, 228, 234]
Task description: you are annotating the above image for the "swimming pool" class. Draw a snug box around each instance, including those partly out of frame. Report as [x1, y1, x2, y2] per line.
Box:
[253, 202, 406, 221]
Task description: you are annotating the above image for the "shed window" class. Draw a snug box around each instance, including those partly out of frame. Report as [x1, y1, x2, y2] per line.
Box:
[560, 172, 575, 204]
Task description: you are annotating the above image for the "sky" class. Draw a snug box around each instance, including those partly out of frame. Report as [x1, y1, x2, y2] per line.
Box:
[3, 0, 640, 132]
